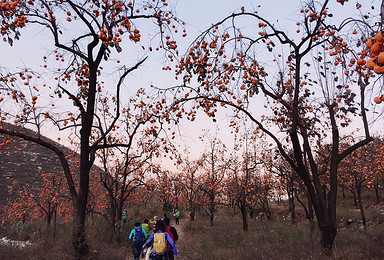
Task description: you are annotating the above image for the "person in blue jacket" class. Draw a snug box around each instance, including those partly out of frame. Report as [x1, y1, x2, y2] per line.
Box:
[129, 222, 147, 260]
[145, 220, 178, 259]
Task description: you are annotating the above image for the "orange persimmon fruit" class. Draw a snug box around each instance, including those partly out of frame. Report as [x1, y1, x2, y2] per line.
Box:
[374, 96, 382, 104]
[373, 64, 384, 74]
[378, 52, 384, 64]
[356, 58, 366, 65]
[367, 37, 376, 49]
[366, 58, 376, 70]
[371, 42, 382, 55]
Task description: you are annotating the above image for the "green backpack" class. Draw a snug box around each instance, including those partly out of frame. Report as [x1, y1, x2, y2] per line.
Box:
[141, 223, 150, 238]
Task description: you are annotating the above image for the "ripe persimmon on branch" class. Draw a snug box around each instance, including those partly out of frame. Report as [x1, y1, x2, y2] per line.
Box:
[166, 0, 381, 254]
[0, 1, 185, 258]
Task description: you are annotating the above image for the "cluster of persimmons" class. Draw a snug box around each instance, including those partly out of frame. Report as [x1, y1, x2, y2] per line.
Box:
[366, 31, 384, 104]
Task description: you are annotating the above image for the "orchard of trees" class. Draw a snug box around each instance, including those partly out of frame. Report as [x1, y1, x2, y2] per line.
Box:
[0, 0, 384, 259]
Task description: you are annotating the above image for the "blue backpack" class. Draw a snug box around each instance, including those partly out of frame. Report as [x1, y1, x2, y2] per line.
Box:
[134, 226, 144, 244]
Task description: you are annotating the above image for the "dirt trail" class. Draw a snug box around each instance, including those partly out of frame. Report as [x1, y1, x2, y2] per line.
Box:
[173, 218, 186, 241]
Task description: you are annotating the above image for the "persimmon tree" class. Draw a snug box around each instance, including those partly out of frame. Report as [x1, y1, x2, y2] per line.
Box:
[225, 130, 263, 231]
[263, 147, 315, 226]
[263, 149, 297, 223]
[96, 92, 171, 233]
[6, 171, 72, 235]
[178, 157, 201, 221]
[338, 137, 382, 228]
[153, 164, 184, 211]
[196, 134, 227, 226]
[170, 0, 379, 253]
[86, 167, 108, 225]
[370, 137, 384, 203]
[125, 184, 152, 208]
[7, 174, 59, 226]
[100, 156, 147, 231]
[152, 165, 175, 211]
[169, 174, 183, 210]
[0, 0, 184, 258]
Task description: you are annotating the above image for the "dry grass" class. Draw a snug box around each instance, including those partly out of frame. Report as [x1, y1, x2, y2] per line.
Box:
[0, 199, 383, 259]
[177, 213, 324, 260]
[175, 201, 384, 260]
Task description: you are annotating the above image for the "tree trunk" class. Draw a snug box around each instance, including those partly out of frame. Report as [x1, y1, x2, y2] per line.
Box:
[209, 193, 215, 226]
[296, 193, 309, 219]
[320, 225, 337, 256]
[117, 200, 124, 223]
[375, 180, 380, 204]
[72, 210, 89, 260]
[240, 202, 248, 231]
[351, 189, 358, 207]
[289, 189, 296, 224]
[54, 208, 57, 239]
[262, 199, 272, 220]
[47, 212, 52, 226]
[110, 197, 117, 232]
[356, 184, 366, 229]
[249, 206, 255, 219]
[307, 193, 315, 238]
[73, 154, 91, 259]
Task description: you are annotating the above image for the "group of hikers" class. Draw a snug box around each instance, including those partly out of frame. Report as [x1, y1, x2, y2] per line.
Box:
[128, 209, 181, 260]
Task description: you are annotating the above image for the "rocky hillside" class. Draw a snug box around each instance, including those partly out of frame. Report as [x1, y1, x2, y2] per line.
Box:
[0, 123, 72, 215]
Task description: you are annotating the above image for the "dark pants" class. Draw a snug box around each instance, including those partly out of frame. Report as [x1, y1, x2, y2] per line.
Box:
[168, 250, 174, 260]
[132, 242, 144, 260]
[175, 217, 179, 224]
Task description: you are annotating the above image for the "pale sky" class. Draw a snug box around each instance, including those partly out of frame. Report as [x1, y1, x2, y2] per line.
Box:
[1, 1, 383, 171]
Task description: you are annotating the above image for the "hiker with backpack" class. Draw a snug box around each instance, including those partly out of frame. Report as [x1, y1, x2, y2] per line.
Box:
[141, 219, 152, 240]
[144, 220, 178, 259]
[141, 219, 152, 257]
[129, 222, 147, 260]
[163, 218, 178, 260]
[173, 209, 180, 225]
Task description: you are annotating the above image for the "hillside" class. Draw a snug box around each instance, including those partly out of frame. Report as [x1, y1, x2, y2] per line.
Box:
[0, 123, 72, 215]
